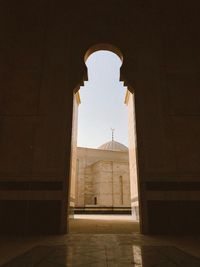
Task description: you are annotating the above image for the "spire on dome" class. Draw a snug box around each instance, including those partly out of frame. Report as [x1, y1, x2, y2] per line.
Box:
[98, 129, 128, 151]
[111, 128, 115, 141]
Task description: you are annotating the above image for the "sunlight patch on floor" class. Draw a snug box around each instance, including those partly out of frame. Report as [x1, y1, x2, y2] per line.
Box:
[73, 214, 137, 221]
[69, 214, 140, 234]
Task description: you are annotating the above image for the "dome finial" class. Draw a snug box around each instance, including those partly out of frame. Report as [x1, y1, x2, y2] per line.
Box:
[111, 128, 115, 141]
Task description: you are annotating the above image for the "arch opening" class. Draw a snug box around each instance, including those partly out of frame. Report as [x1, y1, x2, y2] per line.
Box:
[84, 43, 123, 65]
[69, 46, 140, 233]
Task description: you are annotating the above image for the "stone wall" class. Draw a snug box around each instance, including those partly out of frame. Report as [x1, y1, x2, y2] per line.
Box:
[69, 93, 80, 216]
[0, 1, 200, 234]
[125, 91, 139, 219]
[76, 147, 131, 208]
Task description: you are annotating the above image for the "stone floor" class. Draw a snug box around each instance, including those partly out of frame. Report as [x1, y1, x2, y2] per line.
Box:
[0, 216, 200, 266]
[69, 215, 140, 234]
[1, 234, 200, 266]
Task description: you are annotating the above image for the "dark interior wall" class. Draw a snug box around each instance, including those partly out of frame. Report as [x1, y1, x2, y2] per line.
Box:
[0, 0, 200, 234]
[0, 1, 74, 234]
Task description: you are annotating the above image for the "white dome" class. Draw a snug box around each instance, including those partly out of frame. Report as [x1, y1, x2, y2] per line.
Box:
[98, 140, 128, 152]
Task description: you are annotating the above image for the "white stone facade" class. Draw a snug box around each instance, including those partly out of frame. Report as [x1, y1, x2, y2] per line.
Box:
[75, 143, 131, 209]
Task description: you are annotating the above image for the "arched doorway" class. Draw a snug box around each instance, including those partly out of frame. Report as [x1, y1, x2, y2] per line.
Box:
[69, 44, 141, 233]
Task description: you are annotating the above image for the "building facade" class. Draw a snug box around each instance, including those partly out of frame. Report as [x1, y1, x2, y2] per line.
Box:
[75, 141, 131, 213]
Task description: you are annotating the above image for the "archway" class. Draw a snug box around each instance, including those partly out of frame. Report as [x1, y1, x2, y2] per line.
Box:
[69, 44, 140, 233]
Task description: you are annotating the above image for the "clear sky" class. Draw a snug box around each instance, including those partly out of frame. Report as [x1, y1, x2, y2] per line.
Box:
[77, 51, 128, 148]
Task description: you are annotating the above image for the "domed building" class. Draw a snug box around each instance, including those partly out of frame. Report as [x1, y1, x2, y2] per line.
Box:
[98, 140, 128, 152]
[75, 139, 131, 214]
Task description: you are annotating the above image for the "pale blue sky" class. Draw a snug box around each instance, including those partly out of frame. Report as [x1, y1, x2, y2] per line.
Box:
[77, 51, 128, 148]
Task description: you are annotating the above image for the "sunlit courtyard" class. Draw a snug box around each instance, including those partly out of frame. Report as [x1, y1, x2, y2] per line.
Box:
[74, 214, 136, 220]
[69, 214, 140, 234]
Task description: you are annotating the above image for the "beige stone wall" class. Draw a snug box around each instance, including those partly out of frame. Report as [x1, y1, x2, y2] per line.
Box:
[84, 165, 93, 205]
[92, 160, 130, 206]
[76, 147, 131, 207]
[69, 93, 80, 214]
[125, 90, 139, 218]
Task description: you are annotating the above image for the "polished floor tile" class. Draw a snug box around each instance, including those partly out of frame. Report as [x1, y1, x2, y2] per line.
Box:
[1, 238, 200, 267]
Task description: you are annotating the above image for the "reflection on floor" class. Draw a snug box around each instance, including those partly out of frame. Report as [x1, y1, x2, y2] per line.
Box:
[1, 234, 200, 266]
[69, 214, 140, 234]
